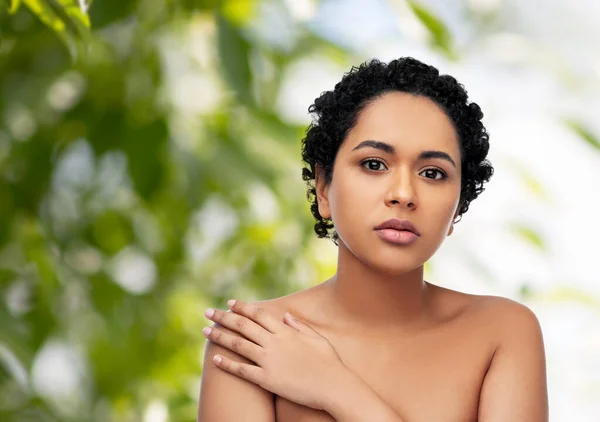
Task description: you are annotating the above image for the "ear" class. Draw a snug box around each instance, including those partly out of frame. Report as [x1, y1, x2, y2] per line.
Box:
[448, 207, 460, 236]
[315, 165, 331, 219]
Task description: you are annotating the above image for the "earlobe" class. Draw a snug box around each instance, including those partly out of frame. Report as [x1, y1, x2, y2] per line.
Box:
[315, 165, 331, 219]
[448, 205, 462, 236]
[447, 212, 459, 236]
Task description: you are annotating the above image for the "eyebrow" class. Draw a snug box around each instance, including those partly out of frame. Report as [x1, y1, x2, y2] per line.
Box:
[351, 140, 457, 168]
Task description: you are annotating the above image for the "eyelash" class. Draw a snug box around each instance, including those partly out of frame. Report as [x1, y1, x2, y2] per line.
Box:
[360, 158, 448, 180]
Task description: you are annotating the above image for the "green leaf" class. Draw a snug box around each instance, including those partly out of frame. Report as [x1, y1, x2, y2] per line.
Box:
[216, 12, 253, 106]
[22, 0, 91, 61]
[23, 0, 66, 34]
[87, 0, 135, 28]
[509, 159, 550, 201]
[510, 224, 547, 252]
[519, 283, 533, 299]
[9, 0, 22, 14]
[407, 1, 456, 60]
[91, 211, 134, 255]
[544, 286, 600, 307]
[122, 119, 168, 199]
[565, 119, 600, 151]
[221, 0, 256, 26]
[56, 0, 90, 28]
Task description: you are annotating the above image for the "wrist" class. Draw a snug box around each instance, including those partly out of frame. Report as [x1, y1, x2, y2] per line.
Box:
[322, 366, 357, 411]
[324, 369, 370, 418]
[324, 369, 405, 422]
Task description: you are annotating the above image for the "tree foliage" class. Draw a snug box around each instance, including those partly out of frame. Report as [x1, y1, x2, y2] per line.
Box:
[3, 1, 599, 421]
[0, 0, 337, 420]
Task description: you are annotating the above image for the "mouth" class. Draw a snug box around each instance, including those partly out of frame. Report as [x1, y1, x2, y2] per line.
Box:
[374, 228, 419, 245]
[374, 218, 420, 245]
[374, 218, 420, 236]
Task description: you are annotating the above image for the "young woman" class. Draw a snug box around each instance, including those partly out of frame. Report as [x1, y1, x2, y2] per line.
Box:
[197, 57, 548, 422]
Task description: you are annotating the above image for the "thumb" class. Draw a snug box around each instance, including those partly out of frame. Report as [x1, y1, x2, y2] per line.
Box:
[284, 312, 321, 337]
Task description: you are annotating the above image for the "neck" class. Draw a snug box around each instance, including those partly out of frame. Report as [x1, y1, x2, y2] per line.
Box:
[323, 240, 432, 334]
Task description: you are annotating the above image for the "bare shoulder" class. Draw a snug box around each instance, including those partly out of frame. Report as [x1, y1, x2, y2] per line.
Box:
[434, 287, 548, 420]
[431, 284, 541, 332]
[250, 282, 328, 321]
[461, 297, 549, 421]
[198, 295, 291, 421]
[466, 294, 543, 338]
[428, 284, 545, 363]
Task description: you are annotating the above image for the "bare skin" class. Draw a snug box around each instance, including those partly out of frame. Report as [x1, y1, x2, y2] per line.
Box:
[267, 282, 546, 421]
[198, 92, 548, 421]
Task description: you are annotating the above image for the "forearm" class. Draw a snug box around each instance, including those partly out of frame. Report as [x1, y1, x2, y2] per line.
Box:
[325, 370, 406, 422]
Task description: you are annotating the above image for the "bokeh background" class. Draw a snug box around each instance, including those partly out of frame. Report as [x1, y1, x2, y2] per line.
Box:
[1, 0, 599, 421]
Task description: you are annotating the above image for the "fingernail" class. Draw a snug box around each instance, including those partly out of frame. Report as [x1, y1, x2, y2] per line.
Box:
[205, 308, 215, 318]
[227, 299, 236, 308]
[285, 312, 295, 320]
[213, 355, 222, 364]
[203, 327, 212, 336]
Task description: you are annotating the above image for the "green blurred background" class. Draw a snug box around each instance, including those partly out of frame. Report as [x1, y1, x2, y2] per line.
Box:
[1, 0, 599, 421]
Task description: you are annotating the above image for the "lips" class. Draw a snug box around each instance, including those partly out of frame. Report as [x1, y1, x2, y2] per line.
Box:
[374, 219, 420, 245]
[374, 218, 420, 236]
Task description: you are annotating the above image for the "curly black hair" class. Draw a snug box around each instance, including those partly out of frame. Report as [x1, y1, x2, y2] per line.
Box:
[301, 57, 494, 245]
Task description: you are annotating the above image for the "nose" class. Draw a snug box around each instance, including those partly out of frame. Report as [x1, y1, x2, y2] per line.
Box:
[385, 169, 417, 209]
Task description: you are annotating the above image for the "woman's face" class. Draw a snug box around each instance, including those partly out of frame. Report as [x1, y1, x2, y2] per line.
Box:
[316, 92, 462, 276]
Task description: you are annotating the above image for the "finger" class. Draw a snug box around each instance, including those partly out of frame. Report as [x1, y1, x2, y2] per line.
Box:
[283, 312, 304, 332]
[205, 308, 268, 346]
[212, 354, 264, 386]
[203, 326, 265, 365]
[227, 299, 280, 333]
[284, 313, 322, 338]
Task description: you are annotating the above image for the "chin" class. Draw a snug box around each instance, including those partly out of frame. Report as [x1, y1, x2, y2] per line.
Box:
[341, 235, 431, 276]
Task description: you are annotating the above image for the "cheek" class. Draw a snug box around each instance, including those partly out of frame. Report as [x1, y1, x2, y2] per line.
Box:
[328, 173, 373, 227]
[422, 186, 461, 225]
[331, 173, 378, 212]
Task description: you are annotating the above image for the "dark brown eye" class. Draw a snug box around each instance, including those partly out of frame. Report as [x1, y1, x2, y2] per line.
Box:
[361, 159, 386, 171]
[420, 168, 447, 180]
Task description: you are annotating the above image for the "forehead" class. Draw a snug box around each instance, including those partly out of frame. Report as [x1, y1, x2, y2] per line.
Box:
[343, 92, 460, 156]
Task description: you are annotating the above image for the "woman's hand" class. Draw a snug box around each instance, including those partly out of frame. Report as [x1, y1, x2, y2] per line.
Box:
[202, 299, 347, 411]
